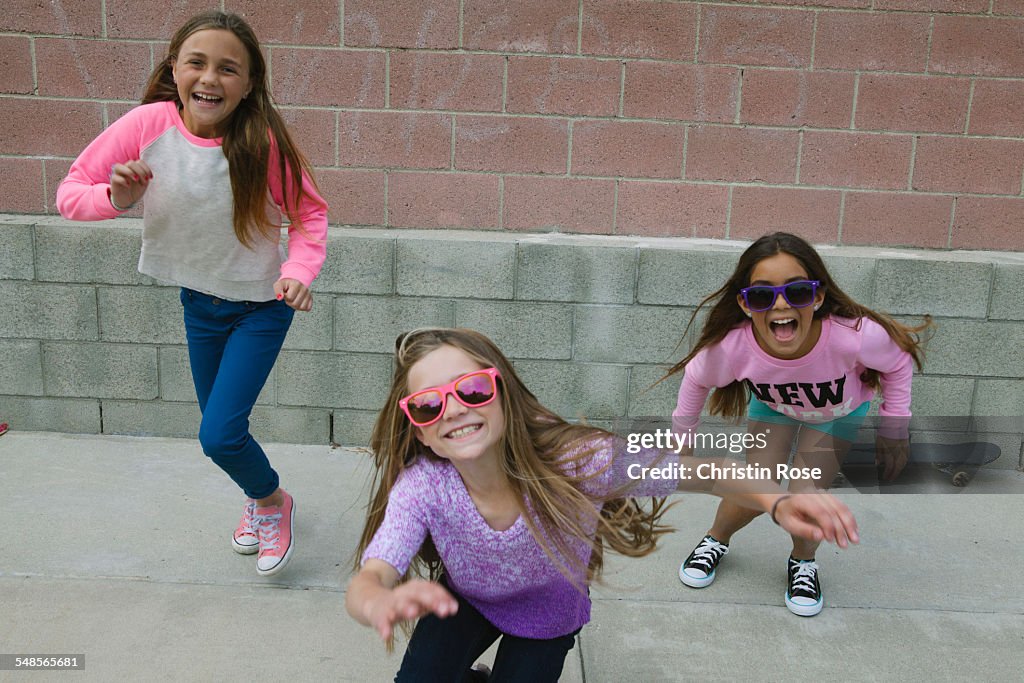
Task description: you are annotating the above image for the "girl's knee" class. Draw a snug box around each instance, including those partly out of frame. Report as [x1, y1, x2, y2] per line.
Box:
[198, 420, 247, 458]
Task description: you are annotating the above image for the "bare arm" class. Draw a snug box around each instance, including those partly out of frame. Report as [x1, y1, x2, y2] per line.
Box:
[346, 559, 459, 641]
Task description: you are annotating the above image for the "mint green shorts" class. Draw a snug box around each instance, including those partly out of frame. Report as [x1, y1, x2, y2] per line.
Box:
[747, 398, 870, 444]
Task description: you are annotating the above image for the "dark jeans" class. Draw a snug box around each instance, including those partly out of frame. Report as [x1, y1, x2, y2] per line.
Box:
[395, 587, 579, 683]
[180, 288, 293, 500]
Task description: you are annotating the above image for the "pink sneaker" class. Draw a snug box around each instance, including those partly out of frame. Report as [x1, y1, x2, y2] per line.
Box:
[253, 490, 295, 576]
[231, 499, 258, 555]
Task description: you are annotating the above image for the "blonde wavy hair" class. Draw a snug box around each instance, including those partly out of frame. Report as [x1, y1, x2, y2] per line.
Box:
[354, 328, 673, 593]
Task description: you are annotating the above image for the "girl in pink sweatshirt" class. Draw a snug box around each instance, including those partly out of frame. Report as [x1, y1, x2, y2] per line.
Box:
[669, 232, 930, 616]
[57, 11, 328, 577]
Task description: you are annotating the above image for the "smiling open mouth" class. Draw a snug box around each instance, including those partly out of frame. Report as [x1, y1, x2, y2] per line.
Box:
[446, 424, 481, 439]
[770, 318, 798, 342]
[192, 93, 222, 104]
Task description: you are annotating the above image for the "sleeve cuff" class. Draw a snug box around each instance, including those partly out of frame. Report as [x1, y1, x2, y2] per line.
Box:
[94, 185, 123, 218]
[279, 262, 317, 288]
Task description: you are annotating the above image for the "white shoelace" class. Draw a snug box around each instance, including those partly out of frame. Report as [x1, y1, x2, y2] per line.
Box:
[255, 512, 282, 552]
[790, 561, 819, 594]
[242, 503, 255, 527]
[236, 502, 257, 538]
[688, 537, 728, 570]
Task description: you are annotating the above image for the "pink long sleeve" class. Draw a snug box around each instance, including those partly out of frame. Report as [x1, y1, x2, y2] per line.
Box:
[56, 106, 151, 220]
[267, 136, 328, 288]
[858, 318, 914, 439]
[673, 344, 735, 433]
[858, 320, 913, 417]
[672, 317, 915, 438]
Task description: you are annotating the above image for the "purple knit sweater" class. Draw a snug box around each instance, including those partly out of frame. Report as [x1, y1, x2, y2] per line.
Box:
[362, 437, 675, 639]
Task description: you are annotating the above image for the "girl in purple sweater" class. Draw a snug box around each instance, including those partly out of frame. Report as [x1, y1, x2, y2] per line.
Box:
[346, 328, 859, 681]
[57, 11, 328, 577]
[670, 232, 930, 616]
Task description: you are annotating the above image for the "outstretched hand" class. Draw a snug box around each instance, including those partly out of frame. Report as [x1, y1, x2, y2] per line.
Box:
[274, 278, 312, 311]
[772, 493, 859, 548]
[365, 579, 459, 641]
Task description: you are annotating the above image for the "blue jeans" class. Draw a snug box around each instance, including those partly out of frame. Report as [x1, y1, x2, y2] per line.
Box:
[180, 288, 293, 500]
[395, 582, 579, 683]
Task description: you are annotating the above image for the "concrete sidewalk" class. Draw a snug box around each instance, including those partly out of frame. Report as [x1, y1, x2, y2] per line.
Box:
[2, 432, 1023, 682]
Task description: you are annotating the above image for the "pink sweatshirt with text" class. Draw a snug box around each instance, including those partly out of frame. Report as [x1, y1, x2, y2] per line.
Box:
[674, 316, 913, 439]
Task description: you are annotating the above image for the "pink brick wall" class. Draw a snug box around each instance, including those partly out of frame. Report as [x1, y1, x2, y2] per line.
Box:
[3, 0, 1024, 250]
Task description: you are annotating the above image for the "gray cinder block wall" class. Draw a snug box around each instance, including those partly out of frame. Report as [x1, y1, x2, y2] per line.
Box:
[1, 215, 1022, 468]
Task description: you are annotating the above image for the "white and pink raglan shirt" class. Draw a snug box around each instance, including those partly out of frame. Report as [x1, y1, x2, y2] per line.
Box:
[57, 101, 327, 302]
[674, 316, 914, 439]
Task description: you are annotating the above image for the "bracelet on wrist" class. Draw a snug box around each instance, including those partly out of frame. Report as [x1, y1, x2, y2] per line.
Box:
[109, 191, 135, 212]
[770, 494, 793, 525]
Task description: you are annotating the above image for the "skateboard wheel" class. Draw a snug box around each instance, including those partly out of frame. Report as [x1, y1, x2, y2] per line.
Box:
[952, 471, 970, 487]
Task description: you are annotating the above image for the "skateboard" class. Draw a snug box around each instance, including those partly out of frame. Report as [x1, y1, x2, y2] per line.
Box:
[840, 440, 1001, 488]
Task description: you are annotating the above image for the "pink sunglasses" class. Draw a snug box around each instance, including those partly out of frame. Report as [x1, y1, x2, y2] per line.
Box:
[399, 368, 501, 427]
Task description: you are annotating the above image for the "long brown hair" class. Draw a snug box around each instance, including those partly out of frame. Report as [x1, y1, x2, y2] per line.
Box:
[141, 11, 318, 248]
[665, 232, 933, 418]
[355, 328, 673, 591]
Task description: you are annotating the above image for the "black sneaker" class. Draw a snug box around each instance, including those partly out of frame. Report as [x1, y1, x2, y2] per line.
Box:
[785, 557, 823, 616]
[679, 535, 729, 588]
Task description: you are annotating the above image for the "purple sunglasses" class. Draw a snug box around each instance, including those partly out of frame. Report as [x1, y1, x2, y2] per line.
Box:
[740, 280, 820, 312]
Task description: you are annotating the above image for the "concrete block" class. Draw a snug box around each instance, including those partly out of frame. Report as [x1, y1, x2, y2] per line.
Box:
[627, 364, 680, 417]
[0, 223, 34, 280]
[34, 223, 151, 285]
[0, 340, 43, 395]
[314, 233, 394, 295]
[397, 238, 515, 299]
[332, 409, 381, 446]
[335, 296, 454, 353]
[512, 360, 629, 419]
[283, 299, 334, 351]
[42, 342, 158, 399]
[974, 379, 1024, 417]
[0, 281, 98, 340]
[0, 396, 100, 433]
[102, 400, 200, 438]
[637, 248, 740, 306]
[990, 264, 1024, 321]
[158, 347, 274, 405]
[157, 347, 195, 403]
[99, 286, 184, 344]
[574, 304, 693, 363]
[910, 375, 974, 416]
[874, 259, 991, 318]
[455, 301, 573, 359]
[924, 320, 1024, 377]
[516, 243, 636, 304]
[276, 351, 392, 410]
[250, 406, 330, 445]
[821, 254, 876, 306]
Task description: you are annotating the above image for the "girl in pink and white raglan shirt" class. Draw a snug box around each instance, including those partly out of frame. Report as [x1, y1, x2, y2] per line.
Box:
[57, 11, 327, 578]
[666, 232, 930, 617]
